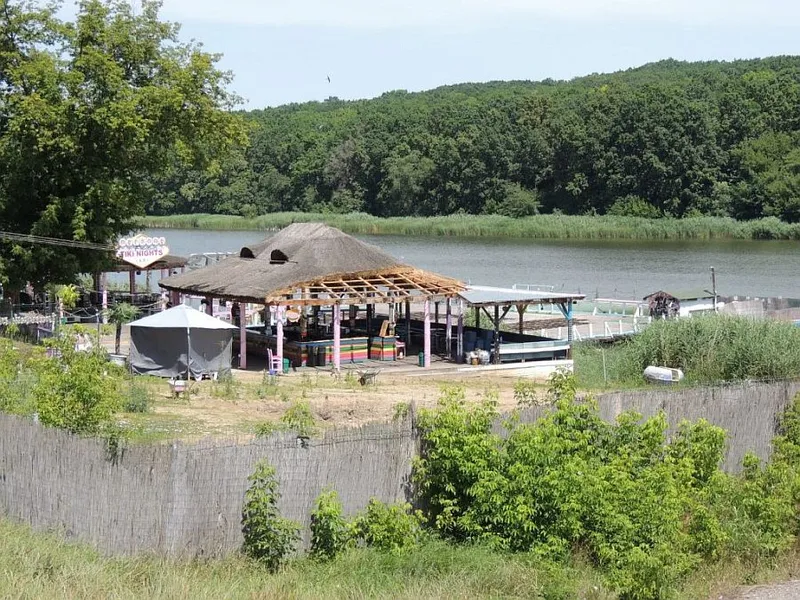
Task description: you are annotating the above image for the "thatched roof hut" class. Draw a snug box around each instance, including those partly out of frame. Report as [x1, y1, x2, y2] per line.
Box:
[159, 223, 464, 305]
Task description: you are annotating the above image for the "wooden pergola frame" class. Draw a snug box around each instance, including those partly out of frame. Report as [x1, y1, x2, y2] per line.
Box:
[260, 269, 463, 371]
[265, 269, 464, 306]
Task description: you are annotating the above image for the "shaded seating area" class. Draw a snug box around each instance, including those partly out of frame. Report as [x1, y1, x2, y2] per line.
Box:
[456, 286, 586, 364]
[158, 224, 465, 371]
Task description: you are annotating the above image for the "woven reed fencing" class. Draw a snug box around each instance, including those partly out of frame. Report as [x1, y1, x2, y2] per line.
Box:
[1, 380, 799, 557]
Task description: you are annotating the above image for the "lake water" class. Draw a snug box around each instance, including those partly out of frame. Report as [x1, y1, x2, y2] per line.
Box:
[142, 228, 800, 300]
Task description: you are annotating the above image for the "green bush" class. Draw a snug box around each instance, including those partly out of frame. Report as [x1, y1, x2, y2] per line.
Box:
[415, 373, 800, 599]
[241, 460, 300, 571]
[310, 490, 351, 561]
[123, 381, 152, 413]
[279, 401, 317, 437]
[32, 338, 121, 435]
[513, 379, 541, 407]
[351, 499, 423, 553]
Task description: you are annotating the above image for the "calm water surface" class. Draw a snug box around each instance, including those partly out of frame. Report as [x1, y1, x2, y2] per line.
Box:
[144, 228, 800, 300]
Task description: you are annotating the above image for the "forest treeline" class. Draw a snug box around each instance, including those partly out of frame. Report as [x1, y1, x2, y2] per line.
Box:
[146, 57, 800, 222]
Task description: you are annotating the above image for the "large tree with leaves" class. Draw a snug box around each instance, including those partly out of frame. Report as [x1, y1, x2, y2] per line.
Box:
[0, 0, 246, 292]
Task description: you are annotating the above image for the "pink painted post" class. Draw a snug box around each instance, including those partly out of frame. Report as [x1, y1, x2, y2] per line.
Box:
[170, 290, 179, 306]
[101, 285, 108, 325]
[445, 298, 452, 360]
[424, 298, 431, 368]
[333, 303, 341, 372]
[239, 311, 247, 370]
[276, 306, 284, 366]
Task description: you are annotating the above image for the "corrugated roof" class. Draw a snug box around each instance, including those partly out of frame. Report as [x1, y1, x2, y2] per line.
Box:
[459, 285, 586, 307]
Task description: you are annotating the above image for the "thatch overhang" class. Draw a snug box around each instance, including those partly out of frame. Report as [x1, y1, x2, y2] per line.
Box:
[159, 223, 465, 305]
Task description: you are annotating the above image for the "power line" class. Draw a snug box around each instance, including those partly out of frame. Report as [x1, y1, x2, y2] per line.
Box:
[0, 231, 116, 252]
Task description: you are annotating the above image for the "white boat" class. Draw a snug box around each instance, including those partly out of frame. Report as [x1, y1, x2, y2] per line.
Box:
[643, 365, 684, 384]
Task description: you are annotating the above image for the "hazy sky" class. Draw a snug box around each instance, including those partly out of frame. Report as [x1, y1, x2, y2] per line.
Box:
[114, 1, 800, 108]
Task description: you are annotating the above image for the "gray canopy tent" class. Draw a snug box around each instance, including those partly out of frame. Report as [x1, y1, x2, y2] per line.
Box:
[128, 304, 237, 378]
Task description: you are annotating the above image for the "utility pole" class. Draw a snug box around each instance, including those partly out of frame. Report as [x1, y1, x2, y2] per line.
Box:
[711, 266, 717, 312]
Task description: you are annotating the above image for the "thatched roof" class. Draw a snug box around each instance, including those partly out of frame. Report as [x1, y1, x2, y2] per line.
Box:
[159, 223, 464, 305]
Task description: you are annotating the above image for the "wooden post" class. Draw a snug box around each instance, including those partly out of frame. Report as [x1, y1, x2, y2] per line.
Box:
[366, 301, 373, 354]
[518, 304, 526, 334]
[434, 302, 439, 325]
[239, 311, 247, 370]
[333, 303, 341, 372]
[457, 300, 464, 363]
[475, 306, 480, 330]
[494, 305, 501, 365]
[205, 296, 213, 316]
[276, 306, 284, 366]
[405, 300, 411, 348]
[423, 298, 431, 368]
[445, 299, 452, 359]
[129, 270, 136, 295]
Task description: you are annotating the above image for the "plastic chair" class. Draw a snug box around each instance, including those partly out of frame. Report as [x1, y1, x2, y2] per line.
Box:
[266, 348, 281, 374]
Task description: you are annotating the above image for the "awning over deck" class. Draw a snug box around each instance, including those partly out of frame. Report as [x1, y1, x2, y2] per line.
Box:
[458, 285, 585, 308]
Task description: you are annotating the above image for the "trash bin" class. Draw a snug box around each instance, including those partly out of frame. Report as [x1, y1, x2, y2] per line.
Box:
[282, 358, 291, 374]
[317, 347, 326, 367]
[418, 351, 425, 367]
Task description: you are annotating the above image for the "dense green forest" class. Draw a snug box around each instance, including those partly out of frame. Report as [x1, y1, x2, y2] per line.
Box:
[146, 57, 800, 222]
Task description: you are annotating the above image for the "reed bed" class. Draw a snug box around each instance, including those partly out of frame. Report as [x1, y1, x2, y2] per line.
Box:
[577, 314, 800, 387]
[139, 213, 800, 240]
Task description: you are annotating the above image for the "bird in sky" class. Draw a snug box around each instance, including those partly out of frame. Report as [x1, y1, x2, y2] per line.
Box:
[326, 75, 331, 83]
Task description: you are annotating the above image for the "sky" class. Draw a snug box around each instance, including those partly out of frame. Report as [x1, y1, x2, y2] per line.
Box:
[92, 1, 800, 108]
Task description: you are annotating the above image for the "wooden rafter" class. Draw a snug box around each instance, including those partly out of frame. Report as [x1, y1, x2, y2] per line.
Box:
[264, 269, 464, 307]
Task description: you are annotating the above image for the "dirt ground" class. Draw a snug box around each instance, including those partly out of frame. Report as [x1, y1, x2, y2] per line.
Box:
[125, 366, 540, 442]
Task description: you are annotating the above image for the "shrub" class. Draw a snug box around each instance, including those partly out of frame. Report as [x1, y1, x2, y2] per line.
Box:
[241, 460, 300, 571]
[513, 379, 541, 407]
[280, 401, 317, 437]
[392, 401, 411, 421]
[123, 380, 152, 413]
[32, 337, 121, 435]
[351, 498, 422, 553]
[414, 376, 800, 598]
[310, 489, 351, 561]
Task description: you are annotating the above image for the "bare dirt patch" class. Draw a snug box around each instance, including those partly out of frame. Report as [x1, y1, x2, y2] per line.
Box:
[127, 368, 535, 441]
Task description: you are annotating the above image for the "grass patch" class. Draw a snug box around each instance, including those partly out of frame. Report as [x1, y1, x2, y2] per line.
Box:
[119, 412, 212, 443]
[139, 212, 800, 241]
[0, 518, 611, 599]
[3, 516, 800, 599]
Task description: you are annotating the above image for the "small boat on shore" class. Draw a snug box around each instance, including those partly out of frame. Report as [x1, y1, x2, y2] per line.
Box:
[643, 365, 684, 384]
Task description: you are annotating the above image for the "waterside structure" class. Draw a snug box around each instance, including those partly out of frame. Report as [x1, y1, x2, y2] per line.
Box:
[159, 224, 465, 370]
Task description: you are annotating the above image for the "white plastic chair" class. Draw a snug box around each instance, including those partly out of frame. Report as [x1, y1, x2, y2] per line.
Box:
[266, 348, 281, 373]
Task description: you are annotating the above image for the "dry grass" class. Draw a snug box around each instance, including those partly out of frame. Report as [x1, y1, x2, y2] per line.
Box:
[119, 368, 534, 443]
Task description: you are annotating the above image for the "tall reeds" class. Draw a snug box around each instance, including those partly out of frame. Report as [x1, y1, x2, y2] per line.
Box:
[139, 213, 800, 241]
[615, 315, 800, 383]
